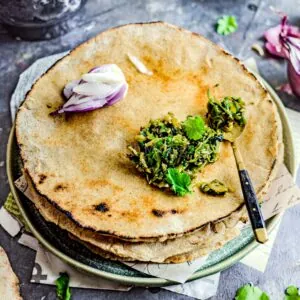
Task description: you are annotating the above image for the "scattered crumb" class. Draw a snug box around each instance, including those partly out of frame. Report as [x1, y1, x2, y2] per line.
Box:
[0, 161, 4, 167]
[128, 54, 153, 76]
[205, 55, 212, 68]
[276, 83, 293, 95]
[251, 43, 265, 56]
[21, 53, 32, 60]
[84, 21, 96, 32]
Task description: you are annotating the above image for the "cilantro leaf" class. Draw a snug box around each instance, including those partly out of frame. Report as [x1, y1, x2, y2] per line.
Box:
[55, 272, 71, 300]
[217, 16, 238, 36]
[285, 286, 300, 300]
[166, 168, 191, 196]
[183, 116, 206, 140]
[235, 284, 270, 300]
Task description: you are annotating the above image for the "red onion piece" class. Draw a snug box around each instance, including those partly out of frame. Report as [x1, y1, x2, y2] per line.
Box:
[286, 36, 300, 73]
[89, 64, 115, 73]
[73, 82, 121, 97]
[265, 25, 288, 58]
[63, 79, 80, 99]
[53, 64, 128, 114]
[265, 16, 300, 59]
[106, 83, 128, 106]
[287, 61, 300, 97]
[58, 97, 108, 113]
[264, 16, 300, 98]
[278, 83, 293, 95]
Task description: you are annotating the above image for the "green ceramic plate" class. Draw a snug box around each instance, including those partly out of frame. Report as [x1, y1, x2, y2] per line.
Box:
[6, 74, 296, 287]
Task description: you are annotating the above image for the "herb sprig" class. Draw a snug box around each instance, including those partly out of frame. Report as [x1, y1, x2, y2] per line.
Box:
[166, 168, 192, 196]
[285, 286, 300, 300]
[183, 116, 206, 140]
[235, 283, 270, 300]
[235, 283, 300, 300]
[55, 272, 71, 300]
[217, 15, 238, 36]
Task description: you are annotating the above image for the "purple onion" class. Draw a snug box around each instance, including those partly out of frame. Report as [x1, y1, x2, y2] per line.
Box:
[106, 83, 128, 106]
[63, 79, 80, 99]
[287, 61, 300, 97]
[264, 16, 300, 98]
[53, 64, 128, 114]
[89, 64, 115, 73]
[59, 97, 108, 113]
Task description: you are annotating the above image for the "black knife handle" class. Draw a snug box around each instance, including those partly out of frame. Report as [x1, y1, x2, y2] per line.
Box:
[239, 169, 268, 243]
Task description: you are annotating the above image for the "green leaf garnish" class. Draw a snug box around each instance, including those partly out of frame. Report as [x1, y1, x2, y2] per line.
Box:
[235, 284, 269, 300]
[183, 116, 206, 141]
[165, 168, 191, 196]
[128, 113, 223, 196]
[55, 272, 71, 300]
[217, 15, 238, 36]
[285, 286, 300, 300]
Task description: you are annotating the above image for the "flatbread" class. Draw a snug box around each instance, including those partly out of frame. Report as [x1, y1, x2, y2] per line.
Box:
[16, 22, 283, 240]
[69, 226, 240, 263]
[0, 246, 22, 300]
[25, 171, 245, 263]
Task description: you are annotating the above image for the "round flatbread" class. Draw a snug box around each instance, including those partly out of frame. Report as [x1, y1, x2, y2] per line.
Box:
[69, 226, 240, 264]
[0, 246, 22, 300]
[24, 171, 245, 262]
[16, 22, 283, 240]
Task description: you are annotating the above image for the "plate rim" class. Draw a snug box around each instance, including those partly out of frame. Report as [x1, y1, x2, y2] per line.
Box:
[6, 74, 296, 287]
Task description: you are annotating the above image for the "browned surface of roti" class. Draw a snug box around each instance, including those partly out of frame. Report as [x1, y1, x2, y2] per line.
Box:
[16, 22, 283, 240]
[0, 246, 22, 300]
[69, 226, 240, 263]
[23, 171, 245, 262]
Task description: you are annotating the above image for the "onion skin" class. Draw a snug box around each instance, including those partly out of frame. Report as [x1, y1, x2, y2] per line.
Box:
[265, 16, 300, 99]
[287, 61, 300, 98]
[265, 24, 288, 58]
[106, 83, 128, 106]
[278, 83, 293, 95]
[63, 79, 80, 99]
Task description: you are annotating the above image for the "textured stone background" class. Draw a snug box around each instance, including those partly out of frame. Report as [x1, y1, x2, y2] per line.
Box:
[0, 1, 299, 299]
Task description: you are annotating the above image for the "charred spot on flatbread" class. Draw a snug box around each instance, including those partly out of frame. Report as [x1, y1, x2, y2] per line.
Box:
[95, 202, 109, 213]
[38, 174, 47, 184]
[152, 209, 179, 217]
[152, 209, 166, 217]
[54, 184, 68, 192]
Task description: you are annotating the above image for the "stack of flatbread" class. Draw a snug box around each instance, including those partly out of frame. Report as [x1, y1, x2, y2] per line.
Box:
[15, 22, 283, 263]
